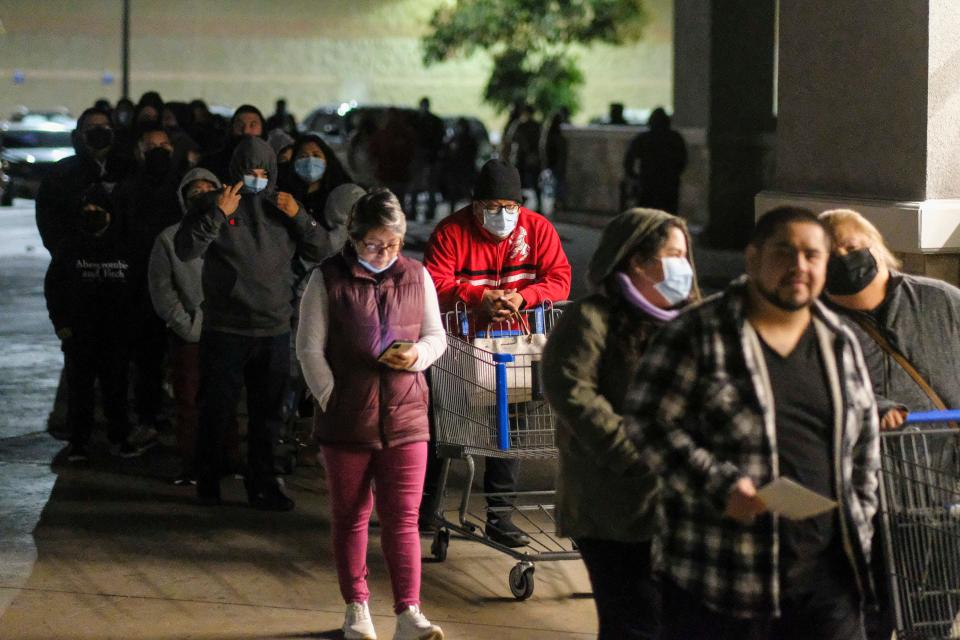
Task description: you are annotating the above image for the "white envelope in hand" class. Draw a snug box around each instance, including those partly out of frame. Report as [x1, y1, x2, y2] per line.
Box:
[757, 477, 838, 520]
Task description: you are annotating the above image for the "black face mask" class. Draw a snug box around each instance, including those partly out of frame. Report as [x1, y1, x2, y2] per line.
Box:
[187, 190, 219, 216]
[84, 126, 113, 151]
[826, 248, 878, 296]
[80, 207, 110, 235]
[143, 147, 172, 176]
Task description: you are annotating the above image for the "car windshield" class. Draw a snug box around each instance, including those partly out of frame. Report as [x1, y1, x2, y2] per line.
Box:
[2, 130, 73, 148]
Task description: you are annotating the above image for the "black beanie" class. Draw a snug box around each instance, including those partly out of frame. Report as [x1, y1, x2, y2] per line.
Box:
[473, 159, 522, 202]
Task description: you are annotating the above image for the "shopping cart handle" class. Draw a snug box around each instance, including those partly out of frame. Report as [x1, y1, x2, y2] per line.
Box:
[493, 353, 514, 450]
[904, 409, 960, 424]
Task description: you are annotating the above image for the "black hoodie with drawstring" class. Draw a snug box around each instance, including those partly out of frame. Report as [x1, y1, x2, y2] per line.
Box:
[174, 137, 322, 336]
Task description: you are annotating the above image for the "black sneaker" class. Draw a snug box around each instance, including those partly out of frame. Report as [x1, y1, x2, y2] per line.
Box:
[196, 478, 221, 506]
[244, 477, 295, 512]
[66, 443, 89, 462]
[485, 517, 531, 548]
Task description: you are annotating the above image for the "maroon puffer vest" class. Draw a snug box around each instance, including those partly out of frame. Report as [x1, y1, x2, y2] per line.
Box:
[314, 253, 429, 449]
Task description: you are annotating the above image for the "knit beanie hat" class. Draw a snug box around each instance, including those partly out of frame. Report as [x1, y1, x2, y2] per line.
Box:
[473, 159, 522, 202]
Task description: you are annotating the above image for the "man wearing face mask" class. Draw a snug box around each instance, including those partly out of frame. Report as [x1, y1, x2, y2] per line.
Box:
[819, 208, 960, 640]
[44, 185, 142, 461]
[36, 107, 130, 254]
[175, 136, 323, 511]
[422, 158, 572, 547]
[114, 124, 184, 447]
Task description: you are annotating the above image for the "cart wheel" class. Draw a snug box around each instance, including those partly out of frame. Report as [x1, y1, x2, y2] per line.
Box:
[509, 562, 535, 600]
[431, 529, 449, 562]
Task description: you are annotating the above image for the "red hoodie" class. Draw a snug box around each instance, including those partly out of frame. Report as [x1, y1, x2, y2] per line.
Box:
[423, 205, 572, 313]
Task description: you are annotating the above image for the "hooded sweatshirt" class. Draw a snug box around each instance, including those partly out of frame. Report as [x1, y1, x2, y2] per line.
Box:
[174, 137, 323, 336]
[147, 168, 220, 342]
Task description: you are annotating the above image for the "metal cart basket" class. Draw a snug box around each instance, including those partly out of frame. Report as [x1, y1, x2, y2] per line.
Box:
[878, 411, 960, 639]
[427, 304, 579, 600]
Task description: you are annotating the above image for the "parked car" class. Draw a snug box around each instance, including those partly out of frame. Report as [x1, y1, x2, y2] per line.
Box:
[0, 120, 75, 202]
[0, 158, 10, 206]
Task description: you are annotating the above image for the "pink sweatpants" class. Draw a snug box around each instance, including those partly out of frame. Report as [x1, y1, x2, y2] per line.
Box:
[321, 441, 427, 613]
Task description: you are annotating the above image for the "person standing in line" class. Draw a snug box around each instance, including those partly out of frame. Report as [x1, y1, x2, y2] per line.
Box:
[45, 185, 141, 460]
[175, 137, 322, 511]
[818, 208, 960, 640]
[421, 159, 571, 547]
[148, 167, 241, 484]
[542, 208, 699, 640]
[114, 124, 184, 449]
[624, 207, 879, 640]
[297, 188, 446, 640]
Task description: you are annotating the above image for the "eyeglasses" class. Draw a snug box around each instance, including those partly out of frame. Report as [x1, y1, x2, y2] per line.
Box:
[357, 240, 403, 255]
[482, 204, 520, 216]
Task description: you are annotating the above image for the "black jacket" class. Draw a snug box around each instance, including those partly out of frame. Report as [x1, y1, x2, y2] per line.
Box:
[44, 227, 134, 340]
[35, 151, 129, 254]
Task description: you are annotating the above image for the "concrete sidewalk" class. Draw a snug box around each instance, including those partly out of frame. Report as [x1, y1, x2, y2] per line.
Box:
[0, 452, 594, 640]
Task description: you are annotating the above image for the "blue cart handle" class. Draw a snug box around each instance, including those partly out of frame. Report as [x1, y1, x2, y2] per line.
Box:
[904, 409, 960, 424]
[493, 353, 514, 450]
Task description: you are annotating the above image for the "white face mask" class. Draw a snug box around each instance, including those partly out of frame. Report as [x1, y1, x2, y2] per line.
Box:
[653, 257, 693, 305]
[242, 174, 268, 193]
[482, 207, 519, 238]
[358, 256, 397, 274]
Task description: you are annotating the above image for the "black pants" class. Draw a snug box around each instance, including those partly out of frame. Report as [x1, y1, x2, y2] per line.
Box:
[576, 538, 660, 640]
[661, 580, 865, 640]
[420, 375, 521, 519]
[131, 308, 167, 425]
[65, 336, 130, 446]
[197, 330, 289, 488]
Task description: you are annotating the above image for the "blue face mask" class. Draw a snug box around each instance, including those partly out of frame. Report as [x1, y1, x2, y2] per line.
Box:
[653, 257, 693, 306]
[294, 156, 326, 183]
[482, 207, 520, 238]
[242, 174, 268, 193]
[358, 256, 398, 274]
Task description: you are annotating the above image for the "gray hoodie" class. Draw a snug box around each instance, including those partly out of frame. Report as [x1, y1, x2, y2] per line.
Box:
[174, 137, 323, 336]
[147, 167, 219, 342]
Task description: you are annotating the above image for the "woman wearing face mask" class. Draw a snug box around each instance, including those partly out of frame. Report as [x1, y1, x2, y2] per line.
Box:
[819, 208, 960, 640]
[542, 208, 699, 640]
[278, 134, 353, 227]
[297, 188, 446, 640]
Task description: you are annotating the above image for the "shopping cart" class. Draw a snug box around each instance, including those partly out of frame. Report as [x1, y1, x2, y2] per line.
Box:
[878, 410, 960, 639]
[427, 303, 580, 600]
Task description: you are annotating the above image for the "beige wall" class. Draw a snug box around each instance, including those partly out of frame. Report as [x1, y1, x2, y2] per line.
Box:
[0, 0, 673, 132]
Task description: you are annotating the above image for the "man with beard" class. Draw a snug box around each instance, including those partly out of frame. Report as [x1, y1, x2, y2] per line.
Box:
[114, 124, 184, 448]
[623, 207, 880, 639]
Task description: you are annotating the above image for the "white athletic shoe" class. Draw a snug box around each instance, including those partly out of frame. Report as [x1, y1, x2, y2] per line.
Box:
[393, 605, 443, 640]
[343, 601, 378, 640]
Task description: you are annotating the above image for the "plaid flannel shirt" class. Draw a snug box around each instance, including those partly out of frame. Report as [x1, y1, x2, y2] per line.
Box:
[623, 276, 880, 619]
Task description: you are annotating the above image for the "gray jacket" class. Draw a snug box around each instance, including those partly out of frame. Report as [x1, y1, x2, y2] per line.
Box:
[147, 167, 218, 343]
[828, 272, 960, 413]
[174, 137, 323, 336]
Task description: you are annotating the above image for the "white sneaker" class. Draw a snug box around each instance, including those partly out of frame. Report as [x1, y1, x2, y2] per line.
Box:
[393, 605, 443, 640]
[128, 424, 158, 449]
[343, 601, 378, 640]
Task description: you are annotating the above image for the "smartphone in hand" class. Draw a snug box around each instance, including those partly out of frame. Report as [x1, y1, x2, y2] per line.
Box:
[377, 340, 415, 363]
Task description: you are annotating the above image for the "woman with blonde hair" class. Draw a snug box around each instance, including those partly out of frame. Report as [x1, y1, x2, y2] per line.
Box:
[820, 207, 960, 640]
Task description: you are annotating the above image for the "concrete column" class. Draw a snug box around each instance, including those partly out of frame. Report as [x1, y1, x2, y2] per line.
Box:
[674, 0, 777, 247]
[758, 1, 960, 281]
